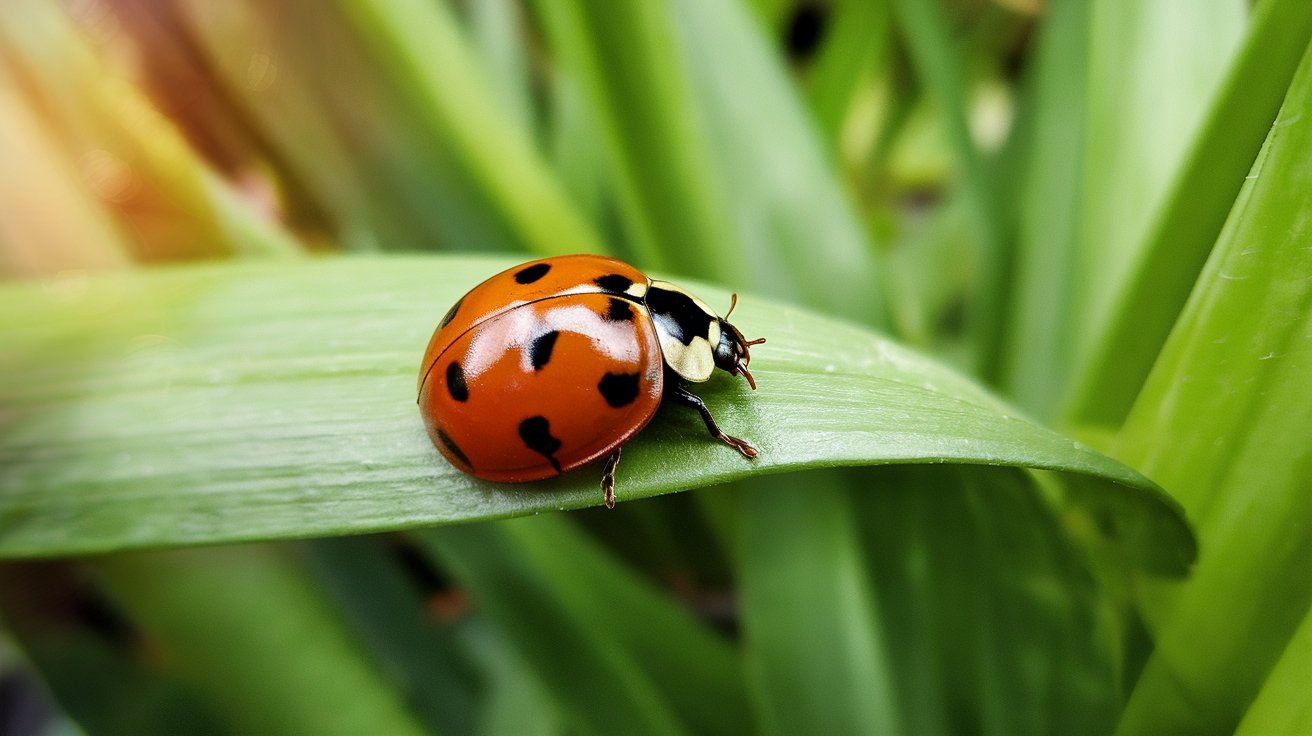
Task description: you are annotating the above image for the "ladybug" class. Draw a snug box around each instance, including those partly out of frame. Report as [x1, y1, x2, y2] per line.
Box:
[418, 254, 765, 508]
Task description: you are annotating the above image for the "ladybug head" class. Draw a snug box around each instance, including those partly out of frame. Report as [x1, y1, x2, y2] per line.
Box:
[713, 294, 766, 390]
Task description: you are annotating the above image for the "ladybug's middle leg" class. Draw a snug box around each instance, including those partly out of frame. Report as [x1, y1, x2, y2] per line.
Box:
[668, 383, 758, 459]
[600, 446, 621, 509]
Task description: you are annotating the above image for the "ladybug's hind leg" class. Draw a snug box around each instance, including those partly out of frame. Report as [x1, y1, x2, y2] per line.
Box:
[668, 383, 758, 459]
[600, 446, 621, 509]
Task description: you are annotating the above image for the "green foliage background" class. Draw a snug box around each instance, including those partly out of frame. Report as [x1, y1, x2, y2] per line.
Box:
[0, 0, 1309, 734]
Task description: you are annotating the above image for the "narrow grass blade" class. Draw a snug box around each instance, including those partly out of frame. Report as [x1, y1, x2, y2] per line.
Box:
[0, 61, 131, 276]
[528, 0, 729, 273]
[739, 474, 900, 736]
[464, 0, 537, 136]
[856, 467, 1120, 736]
[93, 545, 429, 736]
[1069, 0, 1245, 359]
[0, 563, 229, 735]
[0, 0, 298, 262]
[299, 536, 480, 736]
[1234, 607, 1312, 736]
[457, 618, 568, 736]
[415, 514, 750, 735]
[1112, 49, 1312, 733]
[999, 0, 1088, 419]
[803, 0, 891, 153]
[0, 256, 1189, 565]
[1065, 0, 1312, 424]
[891, 0, 1008, 377]
[334, 0, 602, 256]
[534, 0, 886, 322]
[666, 0, 886, 324]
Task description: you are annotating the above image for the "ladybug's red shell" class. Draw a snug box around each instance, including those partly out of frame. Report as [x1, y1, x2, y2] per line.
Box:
[419, 256, 662, 482]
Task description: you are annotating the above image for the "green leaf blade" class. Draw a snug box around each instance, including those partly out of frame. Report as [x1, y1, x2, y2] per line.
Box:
[0, 256, 1186, 565]
[1067, 0, 1312, 424]
[1112, 43, 1312, 734]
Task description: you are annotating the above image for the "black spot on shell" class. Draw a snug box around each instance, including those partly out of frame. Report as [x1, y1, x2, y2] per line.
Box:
[529, 331, 559, 371]
[436, 428, 471, 468]
[515, 262, 551, 284]
[644, 286, 715, 346]
[439, 296, 463, 328]
[446, 362, 469, 402]
[519, 416, 562, 472]
[595, 274, 634, 293]
[598, 372, 641, 408]
[606, 298, 634, 322]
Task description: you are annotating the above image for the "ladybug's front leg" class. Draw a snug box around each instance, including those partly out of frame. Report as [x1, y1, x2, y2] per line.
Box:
[668, 383, 758, 459]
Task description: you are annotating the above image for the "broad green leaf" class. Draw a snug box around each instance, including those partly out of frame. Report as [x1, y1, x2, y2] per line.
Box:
[93, 545, 429, 736]
[1071, 0, 1244, 358]
[1112, 46, 1312, 734]
[1066, 0, 1312, 424]
[415, 513, 751, 736]
[0, 256, 1189, 565]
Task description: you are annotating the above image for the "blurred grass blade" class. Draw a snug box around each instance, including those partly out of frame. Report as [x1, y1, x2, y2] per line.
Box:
[999, 0, 1087, 419]
[1070, 0, 1244, 359]
[415, 514, 750, 735]
[803, 0, 891, 154]
[855, 467, 1120, 736]
[335, 0, 602, 256]
[0, 563, 230, 735]
[740, 474, 900, 736]
[1065, 0, 1312, 425]
[174, 0, 517, 254]
[529, 0, 729, 273]
[0, 0, 298, 263]
[666, 0, 886, 323]
[1234, 608, 1312, 736]
[0, 256, 1189, 565]
[299, 536, 479, 736]
[891, 0, 1007, 377]
[93, 545, 429, 736]
[464, 0, 537, 136]
[457, 617, 568, 736]
[535, 0, 886, 322]
[171, 0, 589, 255]
[1111, 48, 1312, 733]
[0, 61, 131, 276]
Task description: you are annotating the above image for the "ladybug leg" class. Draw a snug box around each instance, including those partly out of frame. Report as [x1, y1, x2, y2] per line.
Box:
[668, 383, 758, 459]
[600, 446, 621, 509]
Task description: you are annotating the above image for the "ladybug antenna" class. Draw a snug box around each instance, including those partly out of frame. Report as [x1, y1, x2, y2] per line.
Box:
[725, 293, 739, 320]
[735, 360, 757, 390]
